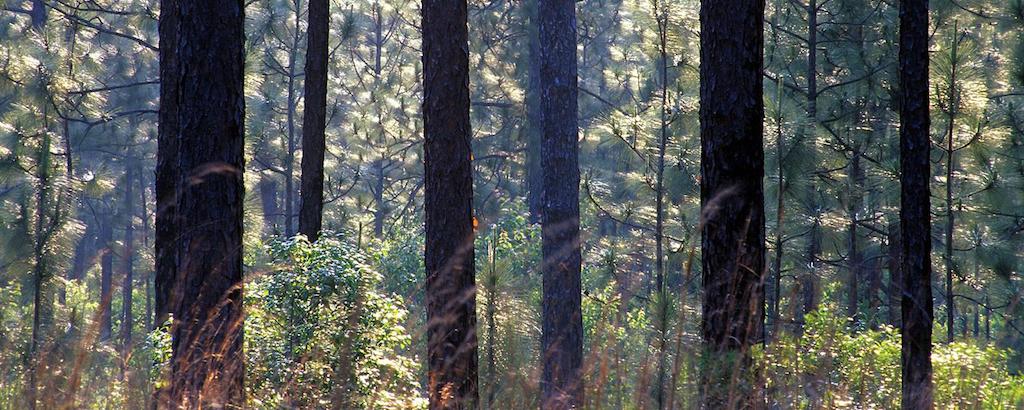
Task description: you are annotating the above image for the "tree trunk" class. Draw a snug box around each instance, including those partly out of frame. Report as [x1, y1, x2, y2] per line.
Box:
[848, 148, 863, 328]
[422, 0, 479, 406]
[284, 12, 301, 237]
[121, 163, 136, 366]
[298, 0, 329, 241]
[653, 2, 670, 405]
[157, 0, 246, 406]
[888, 222, 902, 328]
[899, 0, 934, 407]
[99, 212, 113, 343]
[259, 175, 280, 235]
[525, 0, 543, 224]
[155, 0, 180, 330]
[944, 21, 960, 344]
[699, 0, 766, 407]
[539, 0, 584, 406]
[28, 134, 54, 410]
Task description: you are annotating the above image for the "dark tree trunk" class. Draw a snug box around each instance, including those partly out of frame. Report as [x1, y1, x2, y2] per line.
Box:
[796, 222, 821, 334]
[698, 0, 766, 407]
[525, 0, 543, 224]
[155, 0, 180, 329]
[157, 0, 246, 406]
[888, 222, 902, 328]
[138, 168, 153, 331]
[899, 0, 934, 407]
[539, 0, 584, 407]
[121, 164, 135, 361]
[259, 175, 280, 235]
[373, 159, 386, 237]
[422, 0, 479, 407]
[298, 0, 329, 242]
[28, 135, 54, 410]
[99, 212, 113, 343]
[29, 0, 46, 29]
[66, 218, 99, 303]
[848, 148, 864, 328]
[868, 254, 882, 330]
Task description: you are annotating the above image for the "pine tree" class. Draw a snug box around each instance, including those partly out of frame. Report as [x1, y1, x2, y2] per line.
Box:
[422, 0, 479, 406]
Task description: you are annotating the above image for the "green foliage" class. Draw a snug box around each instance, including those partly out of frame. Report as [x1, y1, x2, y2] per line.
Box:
[765, 305, 1024, 408]
[245, 235, 423, 409]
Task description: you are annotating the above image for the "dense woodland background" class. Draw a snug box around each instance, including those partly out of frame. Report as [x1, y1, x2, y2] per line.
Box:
[2, 0, 1024, 408]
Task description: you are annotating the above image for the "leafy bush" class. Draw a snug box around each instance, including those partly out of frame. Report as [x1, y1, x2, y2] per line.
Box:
[764, 305, 1024, 408]
[245, 235, 423, 409]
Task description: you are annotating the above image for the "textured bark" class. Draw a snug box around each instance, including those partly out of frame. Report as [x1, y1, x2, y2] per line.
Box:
[539, 0, 584, 407]
[157, 0, 246, 407]
[298, 0, 329, 241]
[155, 0, 180, 328]
[422, 0, 479, 407]
[699, 0, 766, 407]
[899, 0, 934, 407]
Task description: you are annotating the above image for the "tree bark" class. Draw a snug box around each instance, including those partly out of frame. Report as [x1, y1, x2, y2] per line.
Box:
[899, 0, 934, 407]
[298, 0, 329, 241]
[157, 0, 246, 406]
[422, 0, 479, 407]
[155, 0, 180, 329]
[699, 0, 766, 407]
[539, 0, 584, 407]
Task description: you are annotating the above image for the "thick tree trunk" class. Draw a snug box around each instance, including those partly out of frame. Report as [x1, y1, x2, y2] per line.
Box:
[699, 0, 766, 407]
[157, 0, 246, 406]
[899, 0, 934, 407]
[422, 0, 479, 407]
[539, 0, 584, 407]
[155, 0, 180, 329]
[28, 135, 53, 410]
[298, 0, 329, 241]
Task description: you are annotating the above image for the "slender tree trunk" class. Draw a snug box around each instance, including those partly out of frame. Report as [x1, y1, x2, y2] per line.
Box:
[138, 168, 153, 331]
[888, 222, 902, 328]
[525, 0, 543, 224]
[539, 0, 584, 406]
[284, 11, 301, 237]
[422, 0, 479, 406]
[99, 212, 113, 343]
[485, 235, 498, 408]
[259, 175, 280, 234]
[848, 148, 863, 328]
[121, 163, 136, 369]
[944, 21, 960, 344]
[28, 134, 53, 410]
[157, 0, 246, 406]
[699, 0, 766, 407]
[899, 0, 934, 407]
[653, 2, 670, 406]
[298, 0, 329, 241]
